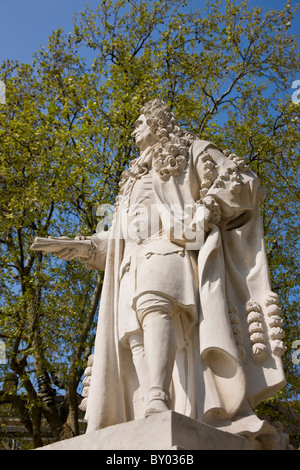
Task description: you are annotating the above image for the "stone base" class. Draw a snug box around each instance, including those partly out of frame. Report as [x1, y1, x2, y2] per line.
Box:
[35, 411, 280, 450]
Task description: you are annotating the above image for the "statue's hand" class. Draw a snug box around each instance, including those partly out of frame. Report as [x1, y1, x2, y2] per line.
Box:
[30, 235, 92, 261]
[30, 233, 107, 270]
[53, 247, 80, 261]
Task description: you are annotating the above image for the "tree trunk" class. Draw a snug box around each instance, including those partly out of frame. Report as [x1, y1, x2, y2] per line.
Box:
[65, 378, 79, 437]
[64, 272, 103, 436]
[31, 406, 43, 448]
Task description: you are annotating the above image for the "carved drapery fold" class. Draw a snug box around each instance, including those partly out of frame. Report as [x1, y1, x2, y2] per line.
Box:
[228, 303, 246, 362]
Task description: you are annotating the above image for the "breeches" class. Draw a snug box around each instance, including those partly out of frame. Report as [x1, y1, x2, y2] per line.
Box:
[128, 293, 173, 350]
[135, 293, 173, 324]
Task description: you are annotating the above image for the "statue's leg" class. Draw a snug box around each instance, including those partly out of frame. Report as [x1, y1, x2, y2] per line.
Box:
[128, 332, 149, 405]
[136, 297, 176, 417]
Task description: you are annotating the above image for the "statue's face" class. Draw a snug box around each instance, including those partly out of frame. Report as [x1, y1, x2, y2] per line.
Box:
[131, 114, 158, 152]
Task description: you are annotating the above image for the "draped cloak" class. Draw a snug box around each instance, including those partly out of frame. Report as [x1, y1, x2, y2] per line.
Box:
[83, 140, 286, 442]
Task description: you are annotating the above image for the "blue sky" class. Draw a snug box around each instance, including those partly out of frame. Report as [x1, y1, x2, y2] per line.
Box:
[0, 0, 299, 65]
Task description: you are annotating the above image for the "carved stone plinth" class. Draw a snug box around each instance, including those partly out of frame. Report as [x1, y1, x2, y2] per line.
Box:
[35, 411, 290, 450]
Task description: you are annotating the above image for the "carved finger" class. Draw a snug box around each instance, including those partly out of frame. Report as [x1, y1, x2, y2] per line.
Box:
[56, 248, 74, 260]
[63, 249, 78, 261]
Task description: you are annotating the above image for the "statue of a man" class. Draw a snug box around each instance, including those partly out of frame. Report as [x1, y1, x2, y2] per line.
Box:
[33, 99, 286, 447]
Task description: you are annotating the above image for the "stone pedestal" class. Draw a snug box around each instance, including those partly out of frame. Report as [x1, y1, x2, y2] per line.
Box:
[35, 411, 277, 450]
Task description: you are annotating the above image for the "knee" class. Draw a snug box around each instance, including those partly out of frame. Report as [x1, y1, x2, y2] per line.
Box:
[128, 332, 144, 353]
[139, 310, 172, 328]
[135, 295, 173, 326]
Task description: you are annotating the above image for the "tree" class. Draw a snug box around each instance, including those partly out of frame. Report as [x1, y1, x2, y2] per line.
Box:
[0, 0, 299, 448]
[0, 32, 104, 447]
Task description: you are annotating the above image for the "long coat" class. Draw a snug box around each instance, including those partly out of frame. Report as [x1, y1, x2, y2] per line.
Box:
[84, 140, 286, 439]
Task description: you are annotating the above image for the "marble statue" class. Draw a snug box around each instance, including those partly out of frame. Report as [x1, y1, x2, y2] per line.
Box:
[31, 99, 287, 448]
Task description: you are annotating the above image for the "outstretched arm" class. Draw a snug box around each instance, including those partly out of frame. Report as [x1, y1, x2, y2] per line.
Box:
[30, 231, 110, 271]
[81, 230, 110, 271]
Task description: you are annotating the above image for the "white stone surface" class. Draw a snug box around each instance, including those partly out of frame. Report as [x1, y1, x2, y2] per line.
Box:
[31, 99, 287, 444]
[36, 411, 261, 450]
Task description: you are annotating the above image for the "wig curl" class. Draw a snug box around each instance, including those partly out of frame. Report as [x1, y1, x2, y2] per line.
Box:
[140, 99, 196, 180]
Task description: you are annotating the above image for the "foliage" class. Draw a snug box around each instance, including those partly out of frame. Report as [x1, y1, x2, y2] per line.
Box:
[0, 0, 299, 448]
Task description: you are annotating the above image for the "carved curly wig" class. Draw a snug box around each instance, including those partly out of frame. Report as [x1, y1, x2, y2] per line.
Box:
[140, 99, 197, 181]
